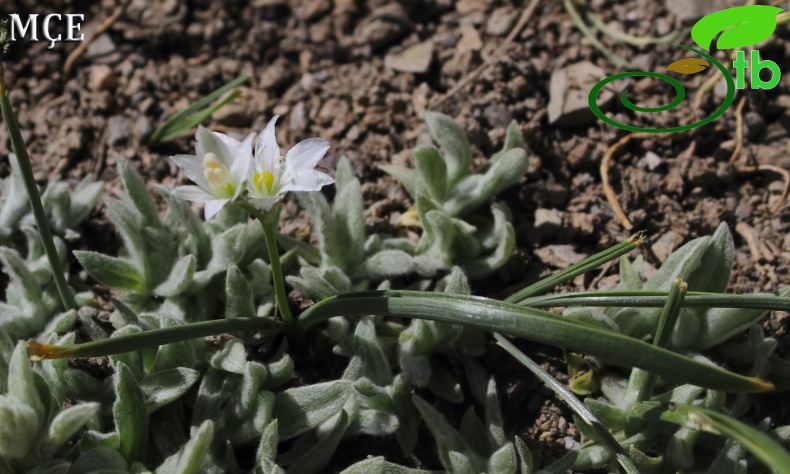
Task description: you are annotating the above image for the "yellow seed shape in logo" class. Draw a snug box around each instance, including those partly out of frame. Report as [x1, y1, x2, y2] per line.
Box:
[666, 57, 711, 74]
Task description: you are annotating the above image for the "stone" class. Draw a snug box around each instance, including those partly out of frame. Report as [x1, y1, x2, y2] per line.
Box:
[533, 208, 563, 240]
[534, 245, 586, 268]
[89, 65, 117, 92]
[385, 41, 434, 74]
[85, 34, 116, 59]
[358, 4, 410, 49]
[456, 0, 487, 14]
[107, 115, 131, 146]
[642, 151, 662, 171]
[548, 62, 613, 126]
[486, 7, 517, 36]
[212, 87, 268, 127]
[652, 230, 685, 262]
[296, 0, 331, 21]
[664, 0, 740, 22]
[134, 115, 153, 141]
[457, 23, 482, 52]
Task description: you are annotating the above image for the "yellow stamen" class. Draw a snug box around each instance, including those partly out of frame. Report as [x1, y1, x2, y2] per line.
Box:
[254, 172, 264, 192]
[263, 171, 275, 193]
[203, 152, 223, 170]
[202, 152, 233, 196]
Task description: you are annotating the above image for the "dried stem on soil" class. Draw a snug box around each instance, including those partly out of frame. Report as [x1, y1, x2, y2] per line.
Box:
[728, 96, 747, 167]
[736, 222, 773, 262]
[430, 0, 541, 108]
[728, 96, 790, 213]
[601, 132, 674, 230]
[746, 164, 790, 214]
[62, 0, 133, 81]
[563, 0, 629, 68]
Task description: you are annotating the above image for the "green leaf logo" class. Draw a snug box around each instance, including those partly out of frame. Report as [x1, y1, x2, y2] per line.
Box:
[691, 5, 783, 51]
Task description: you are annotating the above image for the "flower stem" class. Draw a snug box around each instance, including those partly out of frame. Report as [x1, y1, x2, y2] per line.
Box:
[238, 202, 296, 329]
[0, 60, 76, 311]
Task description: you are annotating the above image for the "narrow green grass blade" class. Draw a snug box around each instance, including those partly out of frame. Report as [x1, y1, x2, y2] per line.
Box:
[631, 402, 790, 474]
[520, 291, 790, 312]
[28, 317, 281, 360]
[506, 233, 645, 303]
[634, 279, 686, 404]
[495, 334, 640, 474]
[0, 66, 76, 311]
[298, 290, 773, 393]
[150, 74, 249, 144]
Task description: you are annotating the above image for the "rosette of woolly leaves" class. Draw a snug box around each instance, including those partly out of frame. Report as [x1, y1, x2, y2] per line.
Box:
[0, 242, 73, 338]
[0, 342, 98, 468]
[412, 378, 522, 474]
[73, 159, 278, 326]
[191, 338, 293, 452]
[287, 157, 418, 300]
[74, 157, 178, 298]
[0, 153, 102, 243]
[0, 155, 101, 338]
[269, 353, 407, 474]
[324, 268, 489, 457]
[549, 224, 790, 472]
[381, 113, 526, 278]
[398, 268, 486, 404]
[606, 223, 788, 355]
[382, 113, 529, 217]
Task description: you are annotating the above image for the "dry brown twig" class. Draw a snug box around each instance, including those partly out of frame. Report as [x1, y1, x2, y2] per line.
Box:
[735, 221, 774, 262]
[728, 96, 747, 167]
[727, 96, 790, 213]
[430, 0, 541, 109]
[62, 0, 133, 81]
[754, 164, 790, 213]
[600, 132, 674, 230]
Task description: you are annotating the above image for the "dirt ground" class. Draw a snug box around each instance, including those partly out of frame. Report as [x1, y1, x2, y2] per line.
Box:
[2, 0, 790, 470]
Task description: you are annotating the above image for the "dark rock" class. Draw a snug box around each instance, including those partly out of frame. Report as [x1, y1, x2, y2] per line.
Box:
[107, 115, 131, 146]
[533, 208, 563, 241]
[358, 4, 410, 49]
[134, 115, 153, 142]
[548, 62, 613, 126]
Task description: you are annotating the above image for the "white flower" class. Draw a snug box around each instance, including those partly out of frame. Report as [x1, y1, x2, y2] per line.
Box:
[170, 126, 254, 220]
[248, 116, 334, 211]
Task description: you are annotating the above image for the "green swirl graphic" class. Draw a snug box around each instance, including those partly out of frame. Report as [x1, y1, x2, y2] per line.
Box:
[588, 44, 736, 133]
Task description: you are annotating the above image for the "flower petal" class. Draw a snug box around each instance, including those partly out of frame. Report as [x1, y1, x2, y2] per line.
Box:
[281, 168, 335, 193]
[204, 199, 229, 220]
[254, 116, 281, 173]
[171, 185, 216, 202]
[196, 126, 236, 168]
[249, 195, 284, 212]
[285, 137, 330, 170]
[230, 132, 256, 201]
[170, 154, 209, 189]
